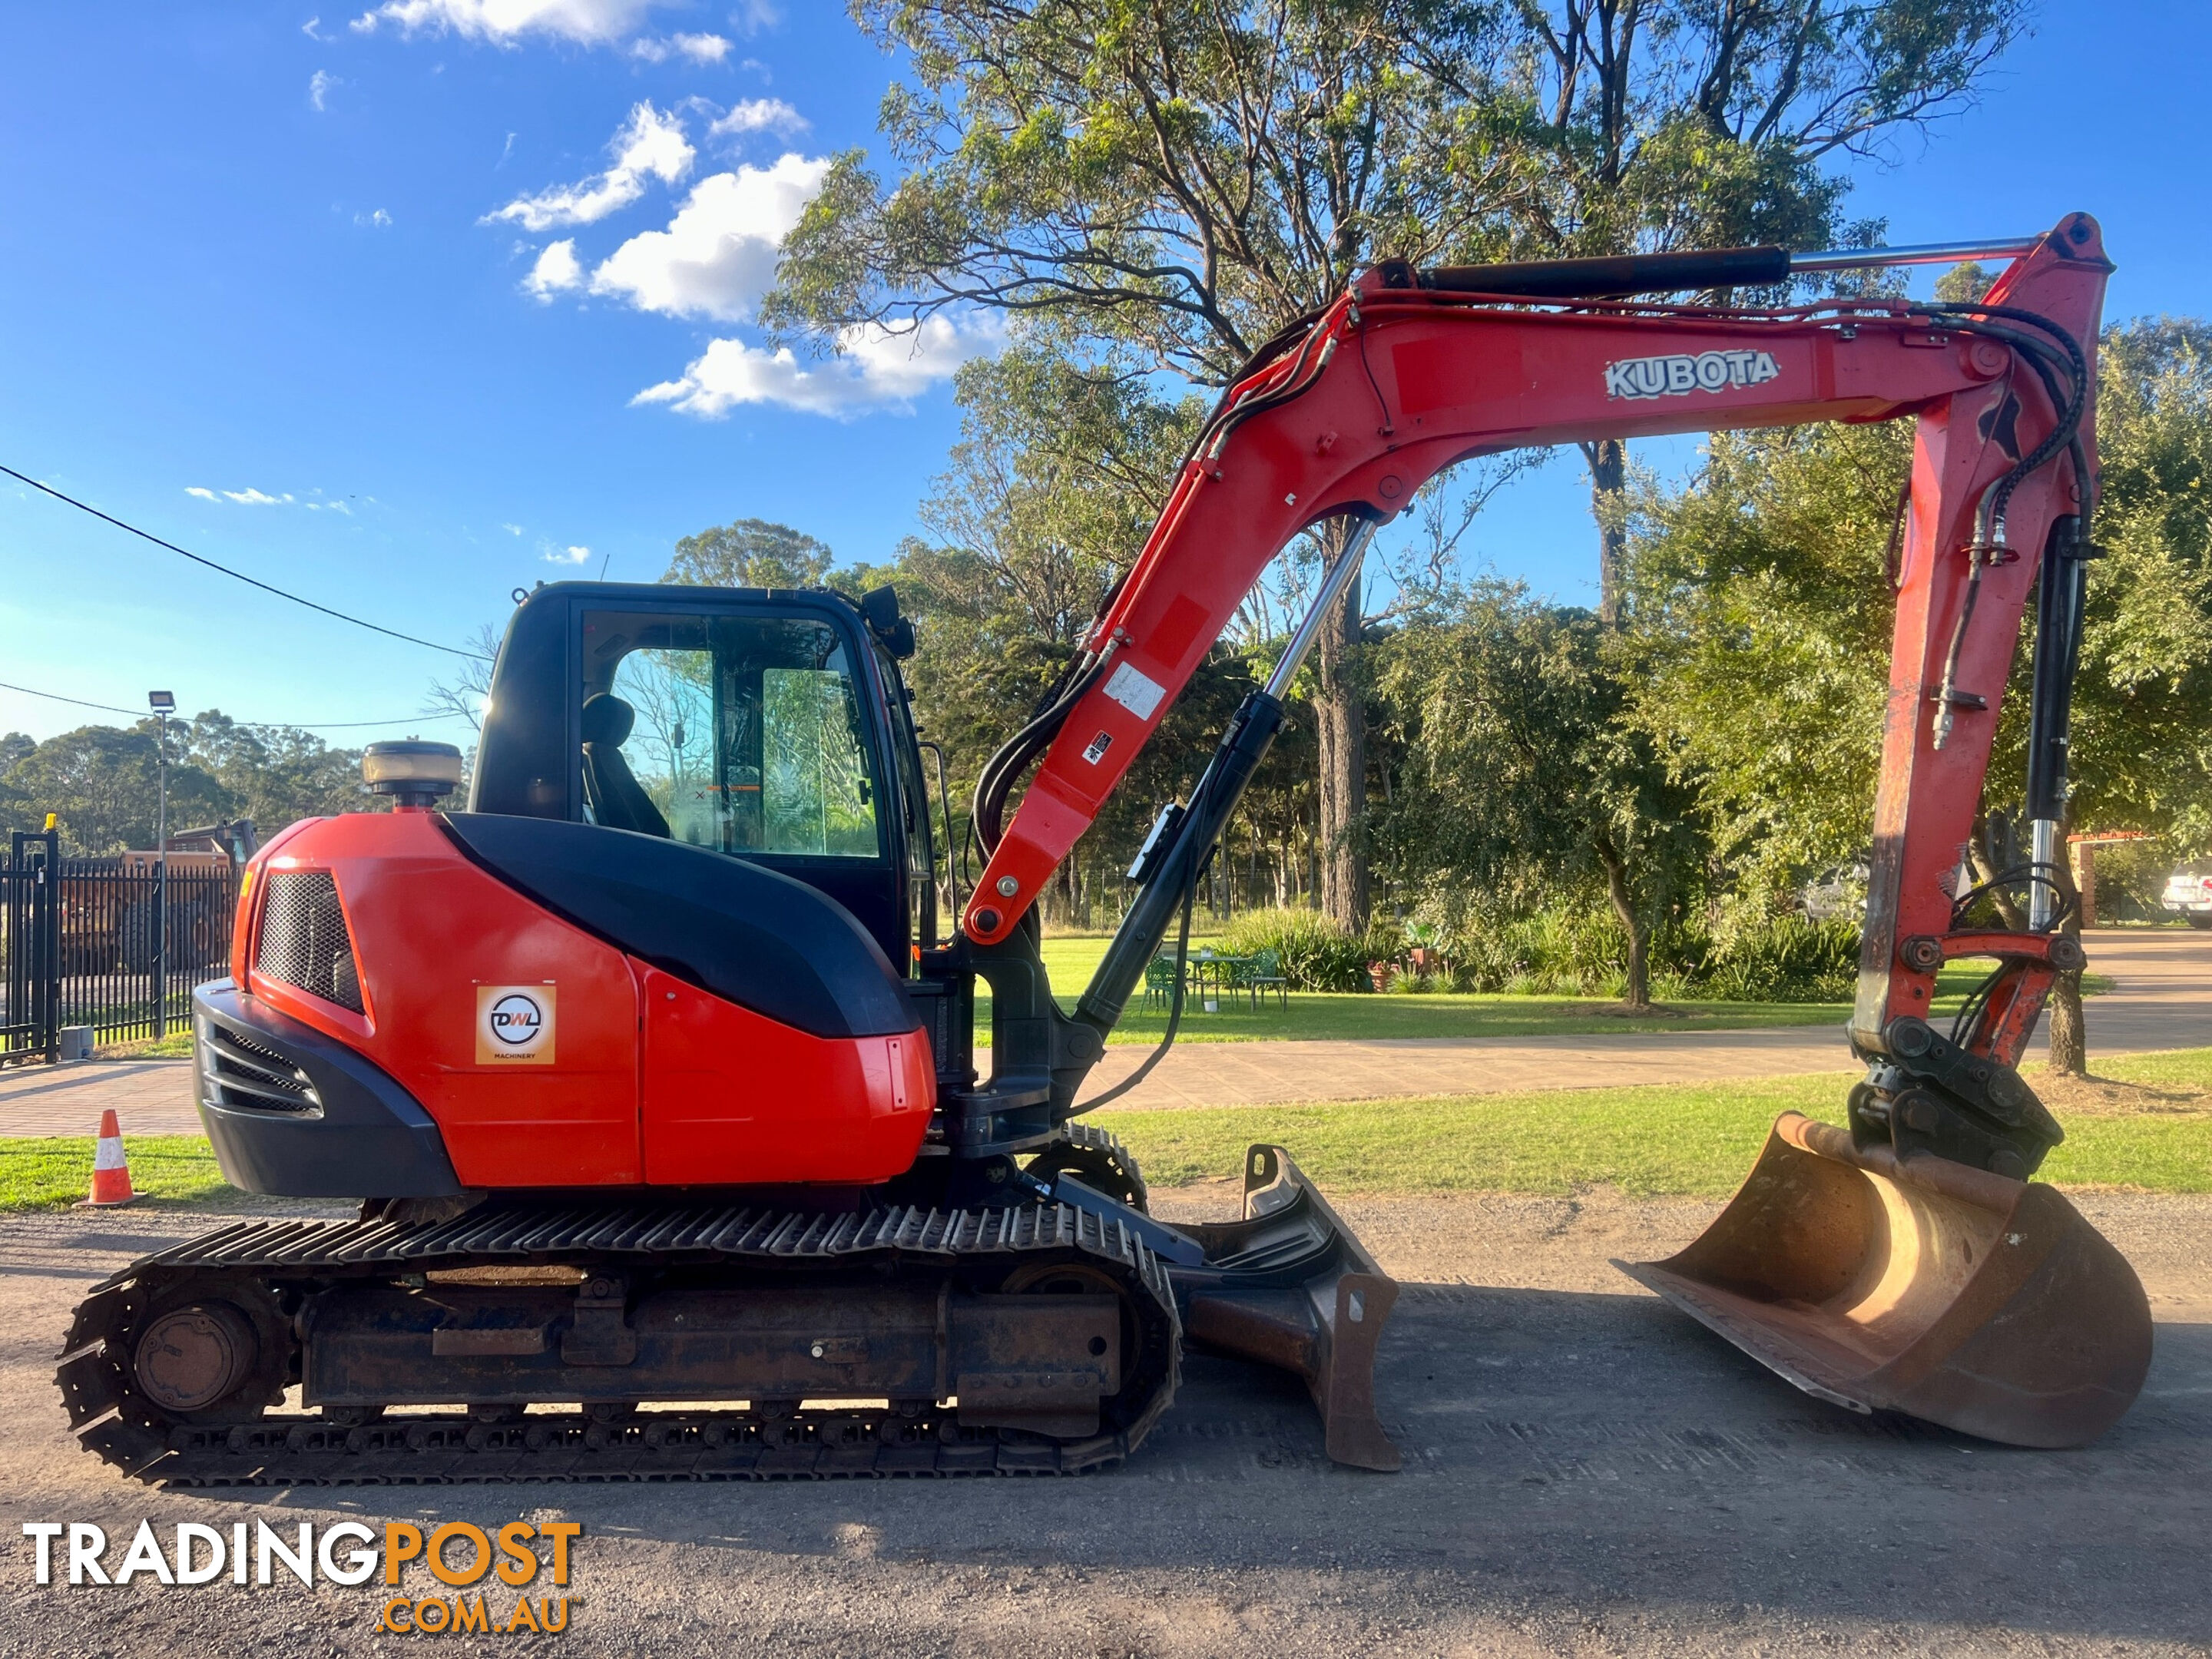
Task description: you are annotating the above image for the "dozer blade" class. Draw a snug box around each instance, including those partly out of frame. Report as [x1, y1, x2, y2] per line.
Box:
[1163, 1144, 1400, 1471]
[1618, 1112, 2152, 1448]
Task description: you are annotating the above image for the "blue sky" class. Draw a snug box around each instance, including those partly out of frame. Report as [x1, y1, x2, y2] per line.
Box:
[2, 0, 2204, 742]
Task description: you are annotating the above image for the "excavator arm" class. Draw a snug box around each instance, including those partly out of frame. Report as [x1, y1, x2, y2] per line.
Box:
[952, 214, 2151, 1452]
[969, 217, 2109, 1135]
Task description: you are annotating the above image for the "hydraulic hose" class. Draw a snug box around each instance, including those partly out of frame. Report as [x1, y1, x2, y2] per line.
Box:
[1921, 308, 2088, 750]
[970, 645, 1118, 859]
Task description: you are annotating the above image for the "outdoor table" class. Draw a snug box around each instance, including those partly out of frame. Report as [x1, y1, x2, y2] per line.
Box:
[1185, 951, 1257, 1004]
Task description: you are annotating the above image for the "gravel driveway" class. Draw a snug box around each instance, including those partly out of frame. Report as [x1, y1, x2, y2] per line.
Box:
[3, 1186, 2206, 1657]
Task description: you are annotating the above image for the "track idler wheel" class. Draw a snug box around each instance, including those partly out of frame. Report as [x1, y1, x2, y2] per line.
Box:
[134, 1303, 260, 1416]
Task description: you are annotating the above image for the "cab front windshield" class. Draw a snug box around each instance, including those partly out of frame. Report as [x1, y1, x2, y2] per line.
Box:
[582, 610, 880, 859]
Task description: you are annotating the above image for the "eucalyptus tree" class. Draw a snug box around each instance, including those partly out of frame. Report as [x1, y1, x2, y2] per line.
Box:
[664, 518, 837, 590]
[767, 0, 1524, 928]
[1413, 0, 2032, 620]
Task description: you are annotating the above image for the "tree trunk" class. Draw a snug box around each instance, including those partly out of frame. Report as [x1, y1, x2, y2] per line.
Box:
[1594, 829, 1651, 1010]
[1313, 520, 1369, 929]
[2048, 816, 2088, 1076]
[1584, 439, 1630, 627]
[1966, 814, 2025, 929]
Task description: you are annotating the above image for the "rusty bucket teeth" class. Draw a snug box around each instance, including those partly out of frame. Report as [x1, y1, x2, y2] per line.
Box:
[1163, 1144, 1401, 1472]
[1618, 1112, 2152, 1449]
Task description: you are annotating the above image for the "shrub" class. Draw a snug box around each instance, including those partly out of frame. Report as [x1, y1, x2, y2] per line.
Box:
[1698, 914, 1859, 1001]
[1431, 902, 1859, 1002]
[1442, 904, 1643, 996]
[1216, 907, 1371, 992]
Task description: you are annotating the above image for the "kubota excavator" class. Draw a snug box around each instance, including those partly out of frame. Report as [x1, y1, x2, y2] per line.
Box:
[61, 213, 2151, 1485]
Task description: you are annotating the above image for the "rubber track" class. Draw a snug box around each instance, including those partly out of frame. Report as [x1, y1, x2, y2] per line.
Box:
[58, 1197, 1180, 1487]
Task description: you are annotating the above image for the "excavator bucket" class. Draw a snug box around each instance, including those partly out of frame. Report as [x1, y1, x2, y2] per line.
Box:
[1618, 1113, 2152, 1448]
[1163, 1145, 1401, 1471]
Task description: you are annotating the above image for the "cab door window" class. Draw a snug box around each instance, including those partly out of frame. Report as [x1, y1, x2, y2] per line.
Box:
[581, 610, 882, 859]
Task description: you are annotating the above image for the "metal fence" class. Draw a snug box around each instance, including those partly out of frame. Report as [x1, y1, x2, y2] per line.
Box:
[2, 831, 60, 1065]
[1, 833, 240, 1064]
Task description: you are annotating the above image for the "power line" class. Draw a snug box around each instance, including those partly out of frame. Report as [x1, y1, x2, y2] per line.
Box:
[0, 462, 495, 661]
[0, 677, 474, 732]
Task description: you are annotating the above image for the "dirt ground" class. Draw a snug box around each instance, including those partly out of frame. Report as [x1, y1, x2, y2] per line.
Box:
[1, 1187, 2207, 1658]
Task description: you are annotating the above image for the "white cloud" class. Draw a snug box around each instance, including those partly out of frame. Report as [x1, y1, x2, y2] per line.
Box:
[303, 15, 329, 38]
[502, 523, 525, 535]
[354, 207, 392, 228]
[309, 69, 339, 110]
[525, 238, 584, 299]
[632, 316, 998, 420]
[350, 0, 663, 45]
[485, 102, 691, 232]
[631, 31, 730, 62]
[187, 485, 356, 511]
[588, 153, 826, 322]
[731, 0, 780, 36]
[543, 544, 593, 564]
[707, 98, 805, 138]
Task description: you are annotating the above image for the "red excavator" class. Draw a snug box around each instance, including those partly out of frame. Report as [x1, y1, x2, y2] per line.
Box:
[61, 214, 2150, 1485]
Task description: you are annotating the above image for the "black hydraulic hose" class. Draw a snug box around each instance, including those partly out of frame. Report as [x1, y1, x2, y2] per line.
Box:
[1071, 874, 1198, 1114]
[970, 647, 1118, 858]
[1920, 311, 2088, 746]
[1931, 298, 2089, 382]
[1929, 356, 2018, 747]
[1181, 310, 1343, 475]
[1924, 303, 2089, 536]
[975, 654, 1101, 826]
[1951, 960, 2007, 1045]
[970, 306, 1335, 869]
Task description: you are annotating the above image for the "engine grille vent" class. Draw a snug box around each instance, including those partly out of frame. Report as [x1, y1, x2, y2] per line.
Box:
[200, 1020, 323, 1115]
[256, 870, 365, 1013]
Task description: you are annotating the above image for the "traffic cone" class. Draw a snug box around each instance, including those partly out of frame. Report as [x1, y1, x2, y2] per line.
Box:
[79, 1110, 137, 1207]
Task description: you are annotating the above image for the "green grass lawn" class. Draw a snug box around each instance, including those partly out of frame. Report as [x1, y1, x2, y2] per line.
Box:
[0, 1136, 239, 1213]
[986, 934, 2005, 1045]
[103, 1031, 194, 1058]
[8, 1048, 2204, 1214]
[1108, 1047, 2212, 1197]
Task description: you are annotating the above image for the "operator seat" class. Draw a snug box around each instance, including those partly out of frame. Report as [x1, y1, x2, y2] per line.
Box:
[580, 693, 671, 838]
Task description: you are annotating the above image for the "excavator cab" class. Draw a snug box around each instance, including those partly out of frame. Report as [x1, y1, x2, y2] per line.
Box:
[471, 581, 937, 970]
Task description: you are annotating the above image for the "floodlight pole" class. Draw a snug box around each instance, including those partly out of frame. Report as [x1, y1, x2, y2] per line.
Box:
[149, 694, 174, 1039]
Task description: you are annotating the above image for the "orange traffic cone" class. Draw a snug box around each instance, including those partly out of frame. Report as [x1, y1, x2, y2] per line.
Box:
[79, 1110, 137, 1207]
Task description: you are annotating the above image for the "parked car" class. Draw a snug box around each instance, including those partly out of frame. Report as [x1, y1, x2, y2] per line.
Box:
[2161, 865, 2212, 927]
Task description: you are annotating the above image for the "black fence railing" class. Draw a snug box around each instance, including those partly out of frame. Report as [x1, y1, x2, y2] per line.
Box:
[2, 830, 61, 1065]
[2, 836, 240, 1063]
